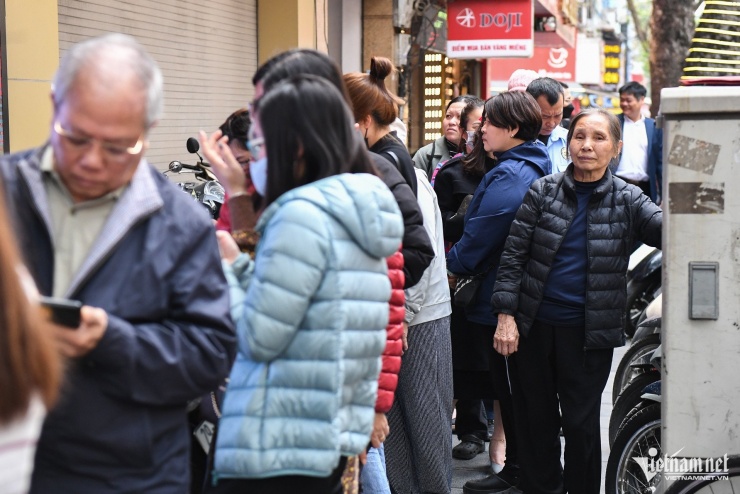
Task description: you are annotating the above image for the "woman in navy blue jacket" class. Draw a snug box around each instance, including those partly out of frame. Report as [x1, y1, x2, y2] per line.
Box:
[447, 91, 549, 493]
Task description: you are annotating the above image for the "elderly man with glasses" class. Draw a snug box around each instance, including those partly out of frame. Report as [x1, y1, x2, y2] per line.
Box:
[0, 33, 235, 493]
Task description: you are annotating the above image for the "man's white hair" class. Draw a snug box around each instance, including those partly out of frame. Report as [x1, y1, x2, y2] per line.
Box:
[52, 33, 163, 128]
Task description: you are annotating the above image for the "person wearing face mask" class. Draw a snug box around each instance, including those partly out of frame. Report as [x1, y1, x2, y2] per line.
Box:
[200, 74, 404, 494]
[346, 56, 454, 494]
[413, 95, 477, 180]
[447, 92, 550, 494]
[430, 97, 483, 187]
[203, 49, 434, 493]
[526, 77, 570, 174]
[343, 57, 418, 196]
[214, 108, 253, 233]
[432, 97, 509, 471]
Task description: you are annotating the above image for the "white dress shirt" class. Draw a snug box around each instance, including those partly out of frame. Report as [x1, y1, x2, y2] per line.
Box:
[616, 116, 649, 182]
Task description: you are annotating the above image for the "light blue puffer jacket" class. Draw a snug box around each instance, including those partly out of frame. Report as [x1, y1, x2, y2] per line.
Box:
[214, 173, 404, 481]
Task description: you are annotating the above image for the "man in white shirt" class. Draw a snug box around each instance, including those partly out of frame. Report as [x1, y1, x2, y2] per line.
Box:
[526, 78, 570, 174]
[615, 81, 663, 202]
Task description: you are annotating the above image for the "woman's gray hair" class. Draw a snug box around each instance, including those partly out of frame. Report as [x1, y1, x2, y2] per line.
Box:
[52, 33, 164, 129]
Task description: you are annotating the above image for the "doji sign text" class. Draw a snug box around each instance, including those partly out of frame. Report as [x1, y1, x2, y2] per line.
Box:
[447, 0, 534, 58]
[479, 12, 523, 33]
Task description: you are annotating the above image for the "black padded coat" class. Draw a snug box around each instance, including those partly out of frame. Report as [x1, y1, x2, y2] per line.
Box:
[492, 166, 662, 350]
[369, 153, 434, 289]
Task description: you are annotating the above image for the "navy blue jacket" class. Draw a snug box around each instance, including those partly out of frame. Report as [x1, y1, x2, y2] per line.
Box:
[1, 146, 236, 493]
[446, 141, 549, 325]
[618, 114, 663, 202]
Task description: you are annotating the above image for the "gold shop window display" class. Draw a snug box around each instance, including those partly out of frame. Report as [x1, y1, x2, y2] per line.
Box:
[423, 53, 443, 142]
[422, 53, 470, 143]
[422, 53, 456, 142]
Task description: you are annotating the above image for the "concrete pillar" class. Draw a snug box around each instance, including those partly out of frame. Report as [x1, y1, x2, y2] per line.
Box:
[5, 0, 59, 151]
[363, 0, 395, 72]
[258, 0, 322, 63]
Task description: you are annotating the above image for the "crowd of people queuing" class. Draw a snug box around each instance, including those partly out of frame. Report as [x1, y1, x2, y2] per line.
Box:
[0, 32, 663, 494]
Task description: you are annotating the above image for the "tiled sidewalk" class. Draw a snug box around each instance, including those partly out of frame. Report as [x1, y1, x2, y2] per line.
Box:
[451, 346, 627, 494]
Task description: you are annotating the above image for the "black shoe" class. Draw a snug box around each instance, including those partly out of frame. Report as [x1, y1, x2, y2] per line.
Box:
[463, 465, 520, 494]
[452, 435, 486, 460]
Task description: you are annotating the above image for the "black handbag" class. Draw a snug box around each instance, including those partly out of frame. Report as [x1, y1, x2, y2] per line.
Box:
[450, 194, 496, 308]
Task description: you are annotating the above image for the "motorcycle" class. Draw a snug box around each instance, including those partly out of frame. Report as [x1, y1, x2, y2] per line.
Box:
[164, 137, 225, 219]
[608, 322, 660, 446]
[612, 297, 663, 404]
[605, 345, 663, 494]
[625, 247, 662, 338]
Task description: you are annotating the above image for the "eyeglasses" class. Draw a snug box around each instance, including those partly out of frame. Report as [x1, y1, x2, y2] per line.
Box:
[246, 137, 264, 157]
[53, 121, 145, 161]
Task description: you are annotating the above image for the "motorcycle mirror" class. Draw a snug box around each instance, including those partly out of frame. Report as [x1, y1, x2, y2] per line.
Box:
[186, 137, 200, 154]
[168, 161, 183, 173]
[186, 137, 209, 167]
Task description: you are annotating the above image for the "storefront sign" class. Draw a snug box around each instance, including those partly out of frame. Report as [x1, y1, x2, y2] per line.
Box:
[486, 43, 577, 89]
[603, 41, 621, 90]
[447, 0, 534, 58]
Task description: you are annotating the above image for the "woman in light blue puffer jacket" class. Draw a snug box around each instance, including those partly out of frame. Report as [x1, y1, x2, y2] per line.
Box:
[200, 75, 404, 494]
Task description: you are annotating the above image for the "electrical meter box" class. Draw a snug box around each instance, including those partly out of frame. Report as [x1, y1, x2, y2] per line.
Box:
[661, 85, 740, 458]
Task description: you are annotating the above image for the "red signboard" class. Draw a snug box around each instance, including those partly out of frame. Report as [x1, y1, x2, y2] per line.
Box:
[486, 42, 577, 93]
[447, 0, 534, 58]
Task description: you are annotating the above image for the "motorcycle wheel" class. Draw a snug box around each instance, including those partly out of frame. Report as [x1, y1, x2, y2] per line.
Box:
[611, 333, 661, 404]
[625, 272, 661, 338]
[609, 371, 661, 446]
[605, 402, 662, 494]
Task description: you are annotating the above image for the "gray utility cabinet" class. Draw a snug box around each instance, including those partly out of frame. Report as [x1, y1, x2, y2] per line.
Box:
[661, 85, 740, 464]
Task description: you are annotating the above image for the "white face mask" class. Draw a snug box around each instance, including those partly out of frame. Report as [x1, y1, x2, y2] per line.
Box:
[466, 130, 476, 154]
[249, 157, 267, 196]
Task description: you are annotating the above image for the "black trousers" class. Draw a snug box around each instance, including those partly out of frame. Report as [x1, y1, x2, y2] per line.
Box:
[455, 399, 488, 441]
[467, 321, 519, 466]
[452, 303, 494, 442]
[205, 456, 347, 494]
[510, 321, 613, 494]
[490, 342, 518, 467]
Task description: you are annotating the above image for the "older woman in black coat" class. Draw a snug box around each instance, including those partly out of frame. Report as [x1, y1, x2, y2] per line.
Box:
[492, 109, 662, 494]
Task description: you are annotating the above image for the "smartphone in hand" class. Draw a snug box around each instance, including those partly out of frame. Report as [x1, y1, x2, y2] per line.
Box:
[39, 296, 83, 328]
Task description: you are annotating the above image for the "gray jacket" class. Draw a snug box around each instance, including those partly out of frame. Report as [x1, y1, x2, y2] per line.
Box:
[404, 169, 452, 326]
[413, 136, 453, 180]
